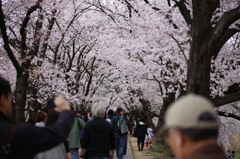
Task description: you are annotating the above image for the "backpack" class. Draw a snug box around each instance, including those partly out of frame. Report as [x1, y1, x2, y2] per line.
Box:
[117, 115, 128, 134]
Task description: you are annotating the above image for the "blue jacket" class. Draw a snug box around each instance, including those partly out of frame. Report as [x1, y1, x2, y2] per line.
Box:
[0, 111, 74, 159]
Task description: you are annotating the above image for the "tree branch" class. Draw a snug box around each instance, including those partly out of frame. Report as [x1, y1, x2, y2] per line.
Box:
[28, 6, 43, 58]
[0, 0, 22, 73]
[212, 91, 240, 107]
[212, 28, 238, 59]
[217, 111, 240, 120]
[210, 6, 240, 50]
[20, 0, 42, 58]
[84, 57, 96, 96]
[167, 33, 188, 62]
[40, 11, 56, 58]
[173, 0, 192, 26]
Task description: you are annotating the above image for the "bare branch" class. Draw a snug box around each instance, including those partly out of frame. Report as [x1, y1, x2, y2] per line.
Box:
[213, 91, 240, 107]
[84, 57, 96, 96]
[212, 28, 238, 58]
[0, 0, 22, 73]
[210, 6, 240, 51]
[167, 33, 188, 62]
[173, 0, 192, 26]
[40, 11, 56, 58]
[217, 111, 240, 120]
[20, 0, 42, 58]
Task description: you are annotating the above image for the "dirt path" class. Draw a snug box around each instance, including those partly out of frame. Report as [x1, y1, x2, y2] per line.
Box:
[129, 137, 165, 159]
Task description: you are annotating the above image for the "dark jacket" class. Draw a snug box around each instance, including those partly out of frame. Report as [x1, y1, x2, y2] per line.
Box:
[136, 123, 148, 138]
[187, 143, 227, 159]
[81, 117, 115, 157]
[111, 114, 128, 135]
[0, 110, 74, 159]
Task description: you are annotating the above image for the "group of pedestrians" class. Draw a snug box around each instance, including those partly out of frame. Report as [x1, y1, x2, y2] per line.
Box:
[0, 76, 229, 159]
[0, 76, 132, 159]
[80, 105, 132, 159]
[0, 77, 74, 159]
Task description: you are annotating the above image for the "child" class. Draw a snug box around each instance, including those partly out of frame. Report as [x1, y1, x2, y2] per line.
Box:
[145, 128, 154, 149]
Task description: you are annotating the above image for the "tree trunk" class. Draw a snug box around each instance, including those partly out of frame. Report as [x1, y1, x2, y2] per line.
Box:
[187, 0, 218, 97]
[14, 72, 29, 122]
[156, 93, 175, 130]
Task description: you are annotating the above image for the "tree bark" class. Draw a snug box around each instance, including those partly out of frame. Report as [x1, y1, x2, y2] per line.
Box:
[14, 72, 29, 122]
[0, 0, 42, 122]
[187, 0, 219, 97]
[156, 93, 175, 130]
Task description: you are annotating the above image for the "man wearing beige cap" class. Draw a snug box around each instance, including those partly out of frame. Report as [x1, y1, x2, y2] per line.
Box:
[160, 94, 226, 159]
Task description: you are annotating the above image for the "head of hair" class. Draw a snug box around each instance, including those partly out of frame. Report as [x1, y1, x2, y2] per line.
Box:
[116, 107, 123, 114]
[108, 109, 114, 115]
[94, 102, 107, 118]
[35, 111, 47, 123]
[0, 77, 12, 98]
[139, 118, 145, 122]
[45, 109, 59, 126]
[181, 128, 218, 142]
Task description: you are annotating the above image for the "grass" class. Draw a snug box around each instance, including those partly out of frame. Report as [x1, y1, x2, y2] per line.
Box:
[150, 138, 175, 159]
[235, 153, 240, 159]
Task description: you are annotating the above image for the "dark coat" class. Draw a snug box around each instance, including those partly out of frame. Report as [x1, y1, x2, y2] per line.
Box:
[187, 143, 227, 159]
[81, 117, 115, 158]
[136, 123, 148, 138]
[0, 110, 74, 159]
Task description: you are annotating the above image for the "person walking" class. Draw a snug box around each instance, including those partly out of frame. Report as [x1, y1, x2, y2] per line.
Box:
[145, 128, 154, 149]
[68, 111, 86, 159]
[111, 107, 128, 159]
[0, 76, 74, 159]
[135, 120, 148, 151]
[80, 101, 115, 159]
[159, 94, 226, 159]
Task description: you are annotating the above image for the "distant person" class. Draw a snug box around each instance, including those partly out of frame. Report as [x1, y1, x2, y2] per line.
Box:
[35, 110, 47, 127]
[159, 94, 226, 159]
[111, 107, 129, 159]
[68, 111, 86, 159]
[80, 102, 115, 159]
[135, 119, 148, 151]
[82, 112, 88, 123]
[106, 109, 114, 123]
[127, 117, 132, 136]
[145, 128, 154, 149]
[0, 76, 74, 159]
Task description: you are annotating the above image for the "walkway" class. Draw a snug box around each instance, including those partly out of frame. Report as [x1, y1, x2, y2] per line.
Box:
[114, 137, 133, 159]
[129, 137, 164, 159]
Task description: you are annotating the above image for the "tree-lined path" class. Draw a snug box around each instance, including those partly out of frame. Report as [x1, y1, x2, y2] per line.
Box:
[0, 0, 240, 152]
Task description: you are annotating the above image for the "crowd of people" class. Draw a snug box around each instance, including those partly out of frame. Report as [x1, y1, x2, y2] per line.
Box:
[0, 76, 229, 159]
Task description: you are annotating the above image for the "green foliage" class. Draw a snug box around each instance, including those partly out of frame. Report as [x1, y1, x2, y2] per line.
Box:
[235, 153, 240, 159]
[150, 138, 175, 159]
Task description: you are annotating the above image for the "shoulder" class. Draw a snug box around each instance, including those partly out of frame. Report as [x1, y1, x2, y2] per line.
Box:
[112, 115, 120, 121]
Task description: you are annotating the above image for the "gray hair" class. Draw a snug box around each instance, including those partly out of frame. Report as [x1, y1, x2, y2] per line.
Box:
[92, 101, 107, 117]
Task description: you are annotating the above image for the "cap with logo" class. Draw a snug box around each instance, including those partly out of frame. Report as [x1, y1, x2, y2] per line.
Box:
[159, 94, 218, 136]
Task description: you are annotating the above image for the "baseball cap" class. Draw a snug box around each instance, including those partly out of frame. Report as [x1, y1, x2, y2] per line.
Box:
[159, 94, 218, 137]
